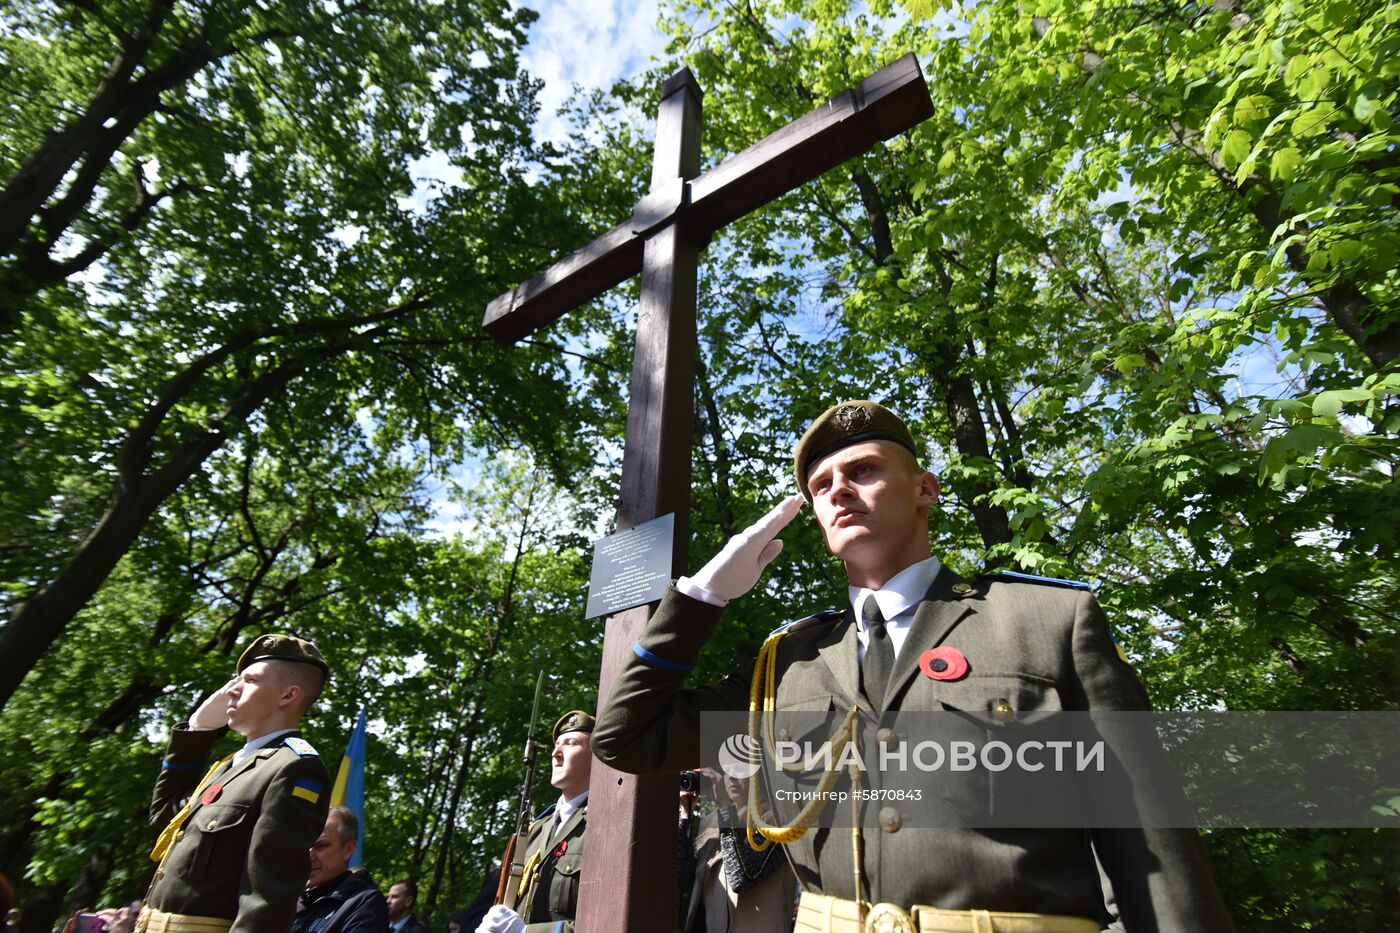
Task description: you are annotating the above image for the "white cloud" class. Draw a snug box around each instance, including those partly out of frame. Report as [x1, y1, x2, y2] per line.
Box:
[521, 0, 665, 144]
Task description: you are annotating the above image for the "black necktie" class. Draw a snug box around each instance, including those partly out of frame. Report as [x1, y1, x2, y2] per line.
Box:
[861, 596, 894, 710]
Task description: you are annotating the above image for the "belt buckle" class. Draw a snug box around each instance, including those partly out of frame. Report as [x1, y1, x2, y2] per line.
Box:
[865, 902, 917, 933]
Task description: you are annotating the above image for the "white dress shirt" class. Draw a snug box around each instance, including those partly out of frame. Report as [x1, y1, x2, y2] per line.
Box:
[233, 727, 295, 763]
[549, 790, 589, 841]
[849, 556, 941, 661]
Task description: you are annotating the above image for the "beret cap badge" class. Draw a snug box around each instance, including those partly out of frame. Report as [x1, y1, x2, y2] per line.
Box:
[236, 633, 329, 676]
[834, 404, 872, 431]
[551, 709, 596, 742]
[792, 399, 919, 500]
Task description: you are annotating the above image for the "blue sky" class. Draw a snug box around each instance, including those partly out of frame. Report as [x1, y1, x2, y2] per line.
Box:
[521, 0, 668, 143]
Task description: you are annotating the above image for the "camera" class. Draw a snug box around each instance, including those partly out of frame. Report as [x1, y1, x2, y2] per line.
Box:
[679, 770, 711, 794]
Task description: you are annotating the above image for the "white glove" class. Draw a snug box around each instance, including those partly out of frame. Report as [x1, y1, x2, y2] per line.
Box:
[682, 494, 804, 604]
[476, 904, 525, 933]
[188, 678, 237, 730]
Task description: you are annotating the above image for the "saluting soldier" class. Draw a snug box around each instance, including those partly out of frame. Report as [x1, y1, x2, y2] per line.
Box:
[139, 634, 332, 933]
[478, 711, 594, 933]
[592, 401, 1235, 932]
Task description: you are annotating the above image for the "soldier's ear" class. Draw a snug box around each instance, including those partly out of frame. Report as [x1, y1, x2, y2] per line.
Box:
[916, 471, 940, 507]
[279, 683, 303, 708]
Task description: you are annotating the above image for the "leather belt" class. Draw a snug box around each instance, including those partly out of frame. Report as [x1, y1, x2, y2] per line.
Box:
[795, 892, 1101, 933]
[135, 906, 233, 933]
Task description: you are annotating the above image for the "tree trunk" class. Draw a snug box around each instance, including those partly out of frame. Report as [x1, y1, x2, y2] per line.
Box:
[425, 480, 538, 913]
[0, 355, 313, 711]
[695, 354, 736, 537]
[424, 729, 478, 916]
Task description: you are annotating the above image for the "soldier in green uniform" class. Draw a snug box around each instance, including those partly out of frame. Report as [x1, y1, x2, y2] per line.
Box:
[138, 634, 332, 933]
[592, 401, 1235, 933]
[479, 711, 594, 933]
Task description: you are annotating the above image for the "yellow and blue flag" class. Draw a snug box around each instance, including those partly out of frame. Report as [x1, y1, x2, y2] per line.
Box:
[331, 708, 367, 868]
[292, 778, 323, 804]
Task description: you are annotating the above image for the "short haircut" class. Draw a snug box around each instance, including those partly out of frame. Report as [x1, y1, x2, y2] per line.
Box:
[327, 806, 358, 844]
[266, 658, 326, 708]
[392, 879, 417, 901]
[889, 442, 923, 476]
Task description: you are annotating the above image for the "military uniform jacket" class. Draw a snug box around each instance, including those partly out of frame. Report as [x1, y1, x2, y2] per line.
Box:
[592, 570, 1235, 932]
[148, 725, 331, 932]
[509, 799, 587, 932]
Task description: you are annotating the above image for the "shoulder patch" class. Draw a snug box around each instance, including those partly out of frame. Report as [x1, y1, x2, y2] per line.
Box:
[988, 570, 1092, 591]
[284, 736, 319, 757]
[767, 608, 843, 637]
[291, 778, 324, 804]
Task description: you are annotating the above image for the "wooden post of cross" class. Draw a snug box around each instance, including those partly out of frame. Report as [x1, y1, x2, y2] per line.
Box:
[482, 55, 932, 933]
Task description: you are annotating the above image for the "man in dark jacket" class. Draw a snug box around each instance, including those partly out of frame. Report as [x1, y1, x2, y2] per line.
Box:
[387, 880, 429, 933]
[292, 807, 389, 933]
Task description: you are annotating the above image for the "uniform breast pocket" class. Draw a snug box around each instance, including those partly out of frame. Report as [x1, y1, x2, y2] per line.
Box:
[189, 802, 252, 878]
[931, 673, 1063, 715]
[923, 674, 1064, 821]
[770, 691, 841, 758]
[548, 851, 583, 917]
[774, 687, 837, 712]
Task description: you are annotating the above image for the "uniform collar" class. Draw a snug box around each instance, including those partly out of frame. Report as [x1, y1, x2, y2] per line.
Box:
[235, 727, 295, 763]
[849, 556, 941, 633]
[556, 789, 589, 823]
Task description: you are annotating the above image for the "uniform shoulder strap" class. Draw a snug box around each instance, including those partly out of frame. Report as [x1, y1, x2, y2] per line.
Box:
[766, 608, 844, 637]
[283, 735, 319, 757]
[987, 570, 1092, 591]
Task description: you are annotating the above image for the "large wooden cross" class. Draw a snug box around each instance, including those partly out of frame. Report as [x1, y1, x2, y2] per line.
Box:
[483, 55, 932, 933]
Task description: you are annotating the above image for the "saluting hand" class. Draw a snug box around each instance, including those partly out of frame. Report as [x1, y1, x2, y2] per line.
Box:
[188, 677, 237, 731]
[477, 904, 525, 933]
[685, 494, 804, 604]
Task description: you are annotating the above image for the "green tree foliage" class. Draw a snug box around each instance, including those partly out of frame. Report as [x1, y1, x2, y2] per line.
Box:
[4, 0, 1396, 928]
[0, 0, 623, 925]
[0, 0, 615, 711]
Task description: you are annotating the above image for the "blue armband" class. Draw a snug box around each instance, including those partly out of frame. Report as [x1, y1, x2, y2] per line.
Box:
[632, 641, 695, 673]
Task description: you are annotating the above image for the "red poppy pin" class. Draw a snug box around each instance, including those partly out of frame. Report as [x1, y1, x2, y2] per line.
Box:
[553, 839, 568, 858]
[920, 647, 969, 681]
[201, 783, 224, 805]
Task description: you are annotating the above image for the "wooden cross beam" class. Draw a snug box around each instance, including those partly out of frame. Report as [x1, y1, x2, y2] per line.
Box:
[482, 55, 932, 933]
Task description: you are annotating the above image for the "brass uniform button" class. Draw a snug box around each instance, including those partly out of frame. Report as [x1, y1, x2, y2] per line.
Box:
[777, 728, 791, 743]
[952, 582, 974, 596]
[879, 806, 901, 833]
[154, 869, 163, 881]
[206, 819, 218, 830]
[995, 699, 1014, 724]
[877, 727, 899, 748]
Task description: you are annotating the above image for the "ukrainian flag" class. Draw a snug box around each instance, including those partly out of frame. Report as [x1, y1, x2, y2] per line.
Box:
[331, 708, 367, 868]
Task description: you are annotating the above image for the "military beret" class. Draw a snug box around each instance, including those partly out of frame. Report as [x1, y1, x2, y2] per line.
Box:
[237, 633, 328, 677]
[793, 400, 919, 500]
[552, 710, 595, 742]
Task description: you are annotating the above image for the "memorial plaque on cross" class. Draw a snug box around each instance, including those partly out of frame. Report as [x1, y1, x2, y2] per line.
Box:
[482, 55, 933, 933]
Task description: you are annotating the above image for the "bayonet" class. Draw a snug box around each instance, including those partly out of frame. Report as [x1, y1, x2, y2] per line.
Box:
[495, 671, 546, 907]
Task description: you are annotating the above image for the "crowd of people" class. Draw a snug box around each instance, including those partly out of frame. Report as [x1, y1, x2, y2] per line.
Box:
[15, 400, 1234, 933]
